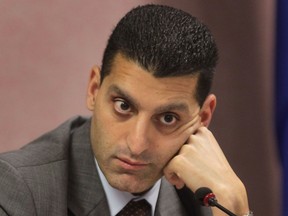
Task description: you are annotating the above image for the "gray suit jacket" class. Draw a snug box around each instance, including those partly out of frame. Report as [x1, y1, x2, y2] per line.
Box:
[0, 116, 211, 216]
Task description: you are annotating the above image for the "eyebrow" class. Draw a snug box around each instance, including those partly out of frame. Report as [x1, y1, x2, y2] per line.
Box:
[154, 103, 190, 114]
[107, 84, 190, 114]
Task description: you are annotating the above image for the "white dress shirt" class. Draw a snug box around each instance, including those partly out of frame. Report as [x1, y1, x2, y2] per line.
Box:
[95, 159, 161, 216]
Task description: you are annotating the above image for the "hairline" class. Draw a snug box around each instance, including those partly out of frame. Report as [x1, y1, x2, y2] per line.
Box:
[101, 52, 205, 107]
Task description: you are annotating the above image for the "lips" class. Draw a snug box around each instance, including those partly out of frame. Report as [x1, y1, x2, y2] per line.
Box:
[116, 156, 148, 171]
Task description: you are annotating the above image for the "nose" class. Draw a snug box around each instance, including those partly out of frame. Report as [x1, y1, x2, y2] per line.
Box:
[127, 115, 151, 155]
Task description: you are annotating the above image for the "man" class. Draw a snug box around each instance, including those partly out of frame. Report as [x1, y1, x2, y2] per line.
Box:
[0, 4, 251, 216]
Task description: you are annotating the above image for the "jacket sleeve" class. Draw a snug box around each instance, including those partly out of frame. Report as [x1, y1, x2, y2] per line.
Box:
[0, 159, 37, 216]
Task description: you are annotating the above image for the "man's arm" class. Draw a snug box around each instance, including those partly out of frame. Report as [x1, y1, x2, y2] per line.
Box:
[164, 127, 250, 216]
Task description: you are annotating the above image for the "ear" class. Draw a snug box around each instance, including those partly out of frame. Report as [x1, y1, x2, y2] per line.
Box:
[199, 94, 217, 127]
[86, 66, 101, 111]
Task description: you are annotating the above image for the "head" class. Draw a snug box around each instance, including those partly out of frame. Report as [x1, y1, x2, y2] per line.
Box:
[87, 4, 218, 193]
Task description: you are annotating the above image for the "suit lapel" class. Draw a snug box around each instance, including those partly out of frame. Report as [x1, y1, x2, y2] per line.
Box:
[155, 178, 188, 216]
[67, 119, 110, 216]
[156, 180, 212, 216]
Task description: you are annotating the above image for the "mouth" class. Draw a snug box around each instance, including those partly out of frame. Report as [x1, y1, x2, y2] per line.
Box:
[116, 156, 149, 171]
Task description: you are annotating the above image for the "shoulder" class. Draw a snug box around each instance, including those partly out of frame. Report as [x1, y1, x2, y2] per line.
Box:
[0, 158, 37, 215]
[0, 115, 90, 215]
[0, 116, 89, 167]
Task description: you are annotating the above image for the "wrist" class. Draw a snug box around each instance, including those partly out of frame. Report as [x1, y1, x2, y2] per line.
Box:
[212, 180, 250, 215]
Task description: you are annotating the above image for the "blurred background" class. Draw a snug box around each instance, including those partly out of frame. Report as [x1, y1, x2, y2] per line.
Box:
[0, 0, 285, 215]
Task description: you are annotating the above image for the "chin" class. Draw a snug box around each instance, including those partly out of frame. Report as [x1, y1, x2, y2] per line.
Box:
[114, 181, 149, 193]
[108, 176, 153, 193]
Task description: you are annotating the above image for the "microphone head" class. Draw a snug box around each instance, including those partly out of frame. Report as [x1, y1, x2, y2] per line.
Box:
[195, 187, 216, 206]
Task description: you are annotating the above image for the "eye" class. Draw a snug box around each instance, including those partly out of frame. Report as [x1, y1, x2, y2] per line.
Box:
[114, 99, 132, 114]
[159, 113, 178, 126]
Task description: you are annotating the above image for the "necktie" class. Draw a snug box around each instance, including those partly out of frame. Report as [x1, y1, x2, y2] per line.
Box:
[116, 199, 152, 216]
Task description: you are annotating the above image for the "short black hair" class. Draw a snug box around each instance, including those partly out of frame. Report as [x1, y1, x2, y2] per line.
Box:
[100, 4, 218, 106]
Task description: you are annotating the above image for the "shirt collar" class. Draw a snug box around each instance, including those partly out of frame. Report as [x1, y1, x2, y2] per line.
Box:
[95, 158, 161, 216]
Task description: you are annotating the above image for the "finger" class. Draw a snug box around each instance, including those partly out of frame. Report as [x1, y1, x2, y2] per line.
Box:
[178, 116, 202, 141]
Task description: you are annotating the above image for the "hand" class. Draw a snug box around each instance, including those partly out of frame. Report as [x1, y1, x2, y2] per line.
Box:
[163, 126, 250, 216]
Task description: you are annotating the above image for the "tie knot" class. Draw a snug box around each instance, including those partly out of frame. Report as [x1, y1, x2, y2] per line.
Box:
[116, 199, 152, 216]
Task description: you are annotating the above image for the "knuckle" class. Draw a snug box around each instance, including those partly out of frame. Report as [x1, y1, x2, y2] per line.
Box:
[173, 154, 185, 165]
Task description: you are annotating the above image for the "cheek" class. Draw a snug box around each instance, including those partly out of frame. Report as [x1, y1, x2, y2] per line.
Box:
[92, 116, 116, 150]
[91, 109, 124, 155]
[95, 100, 120, 135]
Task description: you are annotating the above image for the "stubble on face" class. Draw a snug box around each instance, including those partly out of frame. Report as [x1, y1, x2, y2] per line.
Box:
[88, 54, 200, 193]
[90, 115, 166, 193]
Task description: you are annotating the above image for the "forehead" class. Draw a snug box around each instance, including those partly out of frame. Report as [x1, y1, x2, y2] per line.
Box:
[101, 54, 199, 109]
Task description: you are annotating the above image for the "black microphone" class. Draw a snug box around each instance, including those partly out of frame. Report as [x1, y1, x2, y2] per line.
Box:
[195, 187, 237, 216]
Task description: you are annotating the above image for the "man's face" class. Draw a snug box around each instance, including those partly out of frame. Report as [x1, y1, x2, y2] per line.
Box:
[88, 54, 202, 193]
